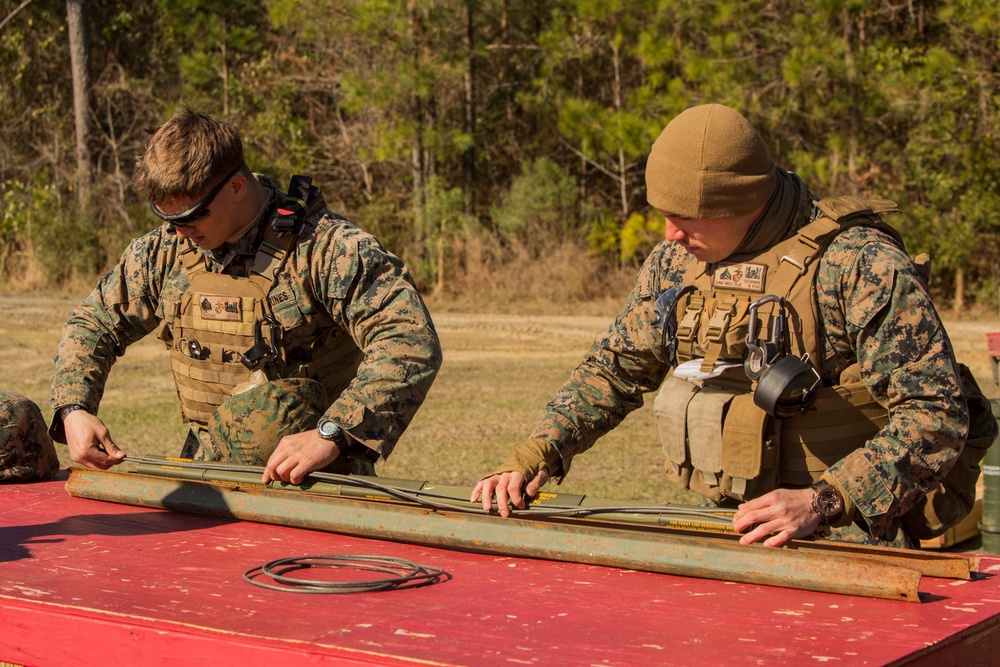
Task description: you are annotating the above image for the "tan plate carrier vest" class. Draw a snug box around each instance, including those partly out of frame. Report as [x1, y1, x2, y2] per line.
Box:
[164, 223, 363, 428]
[654, 196, 907, 504]
[652, 195, 996, 539]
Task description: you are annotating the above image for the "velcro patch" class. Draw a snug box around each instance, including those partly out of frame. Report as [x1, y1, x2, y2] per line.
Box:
[713, 262, 766, 292]
[199, 295, 242, 322]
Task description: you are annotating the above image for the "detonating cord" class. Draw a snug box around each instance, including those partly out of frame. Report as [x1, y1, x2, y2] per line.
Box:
[124, 455, 735, 523]
[243, 554, 448, 594]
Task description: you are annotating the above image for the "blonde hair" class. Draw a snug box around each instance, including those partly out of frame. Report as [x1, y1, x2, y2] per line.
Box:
[134, 107, 245, 204]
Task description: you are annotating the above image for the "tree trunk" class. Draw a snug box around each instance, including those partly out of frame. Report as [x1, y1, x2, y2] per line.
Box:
[612, 44, 627, 217]
[462, 0, 476, 218]
[408, 1, 425, 232]
[66, 0, 91, 211]
[436, 216, 445, 293]
[954, 267, 965, 314]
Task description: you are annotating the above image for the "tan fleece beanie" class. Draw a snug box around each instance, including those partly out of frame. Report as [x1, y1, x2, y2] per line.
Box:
[645, 104, 777, 218]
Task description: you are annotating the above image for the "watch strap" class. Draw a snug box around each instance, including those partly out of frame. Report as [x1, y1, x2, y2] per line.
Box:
[318, 419, 379, 464]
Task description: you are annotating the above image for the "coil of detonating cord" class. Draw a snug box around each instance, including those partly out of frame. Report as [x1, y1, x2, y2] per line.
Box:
[244, 554, 448, 594]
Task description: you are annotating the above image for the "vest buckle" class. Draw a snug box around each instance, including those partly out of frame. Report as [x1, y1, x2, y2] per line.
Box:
[241, 314, 281, 370]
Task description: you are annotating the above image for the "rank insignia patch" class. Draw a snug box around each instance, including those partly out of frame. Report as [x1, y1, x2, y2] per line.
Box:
[199, 295, 242, 321]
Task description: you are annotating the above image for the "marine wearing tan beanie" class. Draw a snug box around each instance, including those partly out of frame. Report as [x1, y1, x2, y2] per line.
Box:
[645, 104, 777, 219]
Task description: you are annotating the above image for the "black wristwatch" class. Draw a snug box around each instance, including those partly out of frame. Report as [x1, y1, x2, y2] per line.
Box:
[48, 404, 88, 444]
[60, 404, 87, 420]
[810, 482, 845, 525]
[317, 418, 346, 447]
[316, 419, 379, 464]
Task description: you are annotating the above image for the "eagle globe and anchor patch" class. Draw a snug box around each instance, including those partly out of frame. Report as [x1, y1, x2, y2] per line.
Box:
[199, 295, 243, 322]
[712, 262, 767, 292]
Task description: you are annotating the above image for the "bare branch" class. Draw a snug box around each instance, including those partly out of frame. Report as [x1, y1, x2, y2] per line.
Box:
[0, 0, 35, 34]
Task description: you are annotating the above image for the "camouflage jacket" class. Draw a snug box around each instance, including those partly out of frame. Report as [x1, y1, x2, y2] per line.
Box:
[50, 175, 442, 459]
[529, 193, 968, 538]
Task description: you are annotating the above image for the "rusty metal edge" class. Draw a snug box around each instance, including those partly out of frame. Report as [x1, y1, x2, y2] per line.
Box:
[785, 540, 977, 580]
[65, 468, 924, 602]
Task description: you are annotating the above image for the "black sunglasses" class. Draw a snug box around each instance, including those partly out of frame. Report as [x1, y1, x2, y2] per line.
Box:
[149, 161, 244, 226]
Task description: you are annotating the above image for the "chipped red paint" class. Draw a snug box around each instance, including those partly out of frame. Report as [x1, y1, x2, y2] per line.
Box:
[2, 472, 1000, 666]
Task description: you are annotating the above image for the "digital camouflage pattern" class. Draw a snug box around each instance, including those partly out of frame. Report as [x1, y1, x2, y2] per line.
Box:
[199, 376, 378, 476]
[1, 391, 60, 482]
[526, 186, 968, 544]
[201, 378, 327, 464]
[51, 175, 442, 461]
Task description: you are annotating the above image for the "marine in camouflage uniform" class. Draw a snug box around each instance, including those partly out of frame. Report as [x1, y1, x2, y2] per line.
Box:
[1, 391, 59, 482]
[50, 109, 441, 484]
[474, 104, 977, 548]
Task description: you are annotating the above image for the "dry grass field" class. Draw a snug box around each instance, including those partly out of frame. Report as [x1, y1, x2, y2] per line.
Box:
[2, 292, 998, 505]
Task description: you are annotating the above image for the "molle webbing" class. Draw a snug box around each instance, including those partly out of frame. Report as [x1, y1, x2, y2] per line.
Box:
[169, 226, 297, 426]
[658, 196, 902, 502]
[292, 329, 364, 402]
[169, 272, 272, 424]
[674, 196, 902, 370]
[657, 371, 887, 502]
[776, 380, 887, 486]
[675, 216, 841, 369]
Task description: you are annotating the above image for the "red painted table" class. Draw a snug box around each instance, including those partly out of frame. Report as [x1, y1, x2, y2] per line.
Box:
[1, 472, 998, 667]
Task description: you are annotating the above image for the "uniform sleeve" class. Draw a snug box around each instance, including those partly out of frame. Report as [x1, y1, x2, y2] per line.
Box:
[50, 231, 169, 415]
[818, 230, 969, 537]
[310, 225, 442, 458]
[528, 242, 688, 478]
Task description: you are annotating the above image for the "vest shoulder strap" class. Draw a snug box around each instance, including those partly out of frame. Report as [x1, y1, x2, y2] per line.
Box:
[272, 175, 327, 234]
[776, 195, 906, 281]
[813, 195, 900, 221]
[248, 221, 298, 294]
[179, 242, 209, 275]
[251, 175, 330, 292]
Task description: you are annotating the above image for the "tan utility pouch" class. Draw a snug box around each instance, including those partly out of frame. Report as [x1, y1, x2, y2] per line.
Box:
[722, 393, 778, 500]
[654, 375, 698, 491]
[655, 375, 777, 504]
[902, 364, 999, 539]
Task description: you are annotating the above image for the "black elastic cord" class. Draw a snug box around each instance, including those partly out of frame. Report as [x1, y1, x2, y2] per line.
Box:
[125, 455, 735, 521]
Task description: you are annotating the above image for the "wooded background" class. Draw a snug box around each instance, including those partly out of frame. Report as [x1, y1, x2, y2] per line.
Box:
[1, 0, 998, 308]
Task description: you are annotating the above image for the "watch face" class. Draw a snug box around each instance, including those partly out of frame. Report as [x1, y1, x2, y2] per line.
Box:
[318, 420, 339, 438]
[814, 485, 843, 519]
